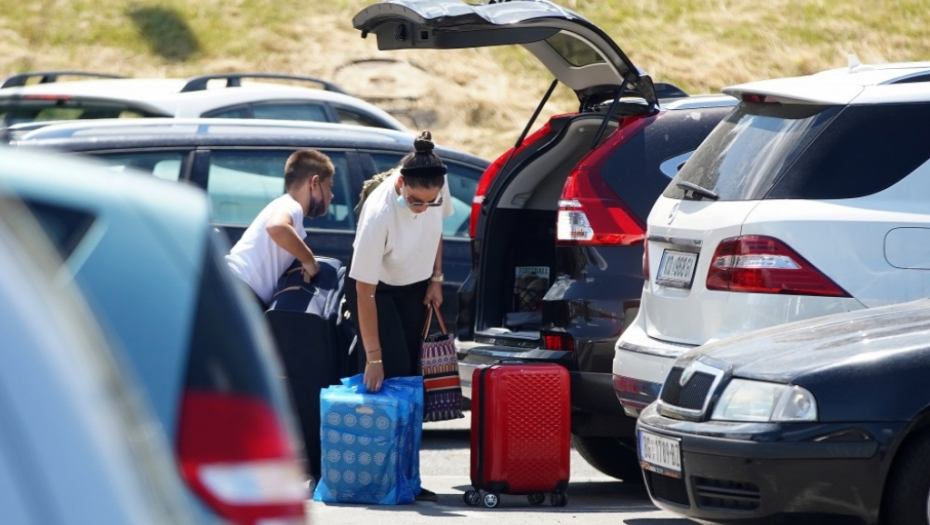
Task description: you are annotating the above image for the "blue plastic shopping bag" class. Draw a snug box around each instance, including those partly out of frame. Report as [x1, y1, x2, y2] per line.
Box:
[314, 375, 423, 505]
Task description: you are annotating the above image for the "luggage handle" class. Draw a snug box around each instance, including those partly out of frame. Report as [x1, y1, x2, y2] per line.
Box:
[422, 303, 448, 339]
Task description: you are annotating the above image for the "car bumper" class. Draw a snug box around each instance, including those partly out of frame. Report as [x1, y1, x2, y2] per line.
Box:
[636, 404, 901, 525]
[457, 341, 625, 417]
[612, 318, 696, 416]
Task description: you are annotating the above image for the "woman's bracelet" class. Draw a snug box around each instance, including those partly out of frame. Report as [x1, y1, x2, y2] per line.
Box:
[366, 348, 382, 354]
[366, 359, 383, 365]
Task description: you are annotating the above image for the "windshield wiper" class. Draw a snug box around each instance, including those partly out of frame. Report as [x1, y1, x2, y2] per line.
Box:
[677, 181, 719, 201]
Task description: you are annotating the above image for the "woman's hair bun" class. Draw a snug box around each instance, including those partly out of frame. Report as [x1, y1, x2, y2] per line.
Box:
[413, 130, 434, 154]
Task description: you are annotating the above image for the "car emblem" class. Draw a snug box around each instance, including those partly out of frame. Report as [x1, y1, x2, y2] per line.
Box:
[667, 202, 680, 224]
[679, 362, 697, 387]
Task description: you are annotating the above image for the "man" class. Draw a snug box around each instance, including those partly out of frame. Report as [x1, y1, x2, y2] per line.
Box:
[226, 149, 335, 308]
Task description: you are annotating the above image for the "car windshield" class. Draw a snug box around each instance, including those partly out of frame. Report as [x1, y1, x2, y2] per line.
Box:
[666, 101, 930, 201]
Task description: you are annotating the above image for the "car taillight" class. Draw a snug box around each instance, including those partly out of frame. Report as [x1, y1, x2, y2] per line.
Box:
[706, 236, 850, 297]
[177, 390, 306, 525]
[469, 119, 559, 238]
[556, 115, 651, 246]
[542, 332, 574, 351]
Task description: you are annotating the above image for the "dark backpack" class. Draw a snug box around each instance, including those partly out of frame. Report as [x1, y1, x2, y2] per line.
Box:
[264, 257, 357, 481]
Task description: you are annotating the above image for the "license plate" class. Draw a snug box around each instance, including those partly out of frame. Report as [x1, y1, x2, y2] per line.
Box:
[656, 250, 697, 288]
[638, 430, 682, 478]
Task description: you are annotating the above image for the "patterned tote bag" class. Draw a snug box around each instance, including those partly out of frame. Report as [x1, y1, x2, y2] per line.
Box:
[420, 305, 465, 422]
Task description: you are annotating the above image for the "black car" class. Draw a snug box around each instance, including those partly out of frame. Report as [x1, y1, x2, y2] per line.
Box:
[354, 0, 736, 480]
[638, 299, 930, 525]
[13, 118, 488, 330]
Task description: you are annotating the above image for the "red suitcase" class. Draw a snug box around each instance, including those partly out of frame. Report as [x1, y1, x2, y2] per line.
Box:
[465, 363, 571, 508]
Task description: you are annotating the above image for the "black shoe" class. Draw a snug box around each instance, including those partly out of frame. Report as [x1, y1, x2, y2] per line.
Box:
[415, 488, 438, 502]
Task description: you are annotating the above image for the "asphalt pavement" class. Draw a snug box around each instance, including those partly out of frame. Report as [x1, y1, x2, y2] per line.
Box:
[307, 414, 693, 525]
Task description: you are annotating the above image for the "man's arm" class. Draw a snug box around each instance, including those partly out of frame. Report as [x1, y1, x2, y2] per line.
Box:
[266, 208, 320, 276]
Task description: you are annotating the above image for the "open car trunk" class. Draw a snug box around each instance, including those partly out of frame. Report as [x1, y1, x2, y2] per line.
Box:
[473, 113, 626, 346]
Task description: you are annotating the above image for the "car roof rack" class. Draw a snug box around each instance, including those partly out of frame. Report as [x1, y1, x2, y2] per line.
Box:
[179, 73, 349, 94]
[0, 71, 126, 89]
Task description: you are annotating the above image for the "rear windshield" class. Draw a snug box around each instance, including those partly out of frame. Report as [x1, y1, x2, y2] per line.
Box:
[184, 231, 275, 400]
[0, 98, 164, 125]
[664, 102, 930, 201]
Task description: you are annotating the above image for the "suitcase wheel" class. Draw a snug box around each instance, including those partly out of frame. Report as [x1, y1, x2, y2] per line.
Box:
[464, 490, 481, 507]
[550, 491, 568, 507]
[483, 492, 501, 508]
[527, 492, 545, 506]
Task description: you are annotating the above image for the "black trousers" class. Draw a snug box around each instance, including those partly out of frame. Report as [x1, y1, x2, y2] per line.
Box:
[345, 261, 429, 379]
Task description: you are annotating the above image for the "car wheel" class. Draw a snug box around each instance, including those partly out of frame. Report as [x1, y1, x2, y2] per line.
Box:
[882, 431, 930, 525]
[571, 434, 643, 484]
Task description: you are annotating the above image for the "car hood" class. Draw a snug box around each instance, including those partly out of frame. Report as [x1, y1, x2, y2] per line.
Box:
[352, 0, 657, 106]
[681, 299, 930, 384]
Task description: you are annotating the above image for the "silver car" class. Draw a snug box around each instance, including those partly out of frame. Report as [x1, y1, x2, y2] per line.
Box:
[0, 192, 193, 525]
[0, 147, 308, 525]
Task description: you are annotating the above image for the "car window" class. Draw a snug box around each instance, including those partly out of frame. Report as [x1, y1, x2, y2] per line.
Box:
[185, 231, 275, 400]
[92, 151, 187, 182]
[667, 102, 930, 201]
[251, 103, 329, 122]
[545, 32, 605, 67]
[206, 150, 354, 230]
[203, 106, 251, 119]
[20, 199, 96, 260]
[335, 108, 384, 129]
[664, 103, 841, 201]
[0, 99, 159, 125]
[370, 152, 480, 238]
[766, 103, 930, 199]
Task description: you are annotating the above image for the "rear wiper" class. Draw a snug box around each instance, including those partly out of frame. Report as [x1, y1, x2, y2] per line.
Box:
[677, 181, 719, 201]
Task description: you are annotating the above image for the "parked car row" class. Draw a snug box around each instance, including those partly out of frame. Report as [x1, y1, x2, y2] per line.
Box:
[353, 1, 930, 524]
[622, 60, 930, 525]
[7, 0, 929, 523]
[0, 71, 408, 131]
[9, 117, 488, 331]
[351, 0, 736, 482]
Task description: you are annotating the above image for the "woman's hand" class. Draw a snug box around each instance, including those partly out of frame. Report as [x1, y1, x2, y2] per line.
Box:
[364, 361, 384, 392]
[424, 281, 443, 308]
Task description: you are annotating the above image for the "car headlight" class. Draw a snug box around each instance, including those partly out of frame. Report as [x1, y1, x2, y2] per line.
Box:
[711, 379, 817, 422]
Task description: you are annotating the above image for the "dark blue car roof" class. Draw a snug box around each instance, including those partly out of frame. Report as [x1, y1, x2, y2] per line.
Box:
[13, 118, 488, 166]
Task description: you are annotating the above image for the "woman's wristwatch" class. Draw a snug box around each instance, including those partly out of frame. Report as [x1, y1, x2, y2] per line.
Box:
[430, 273, 444, 283]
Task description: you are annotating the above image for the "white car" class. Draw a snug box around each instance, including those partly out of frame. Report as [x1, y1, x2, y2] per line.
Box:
[0, 70, 407, 131]
[613, 58, 930, 416]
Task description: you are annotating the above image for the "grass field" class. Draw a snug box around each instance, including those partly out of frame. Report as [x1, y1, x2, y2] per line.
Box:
[2, 0, 928, 158]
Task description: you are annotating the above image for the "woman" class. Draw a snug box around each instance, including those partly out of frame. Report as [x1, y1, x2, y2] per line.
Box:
[345, 131, 452, 502]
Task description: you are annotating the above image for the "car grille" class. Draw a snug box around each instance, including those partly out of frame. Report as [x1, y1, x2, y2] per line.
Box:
[660, 367, 716, 411]
[646, 471, 689, 506]
[694, 477, 761, 511]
